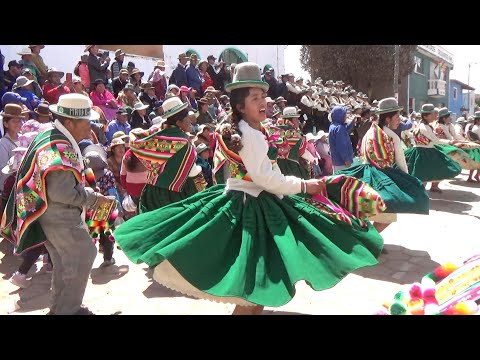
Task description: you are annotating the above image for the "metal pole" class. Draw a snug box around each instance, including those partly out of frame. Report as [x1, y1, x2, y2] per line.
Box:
[468, 63, 471, 115]
[394, 45, 400, 99]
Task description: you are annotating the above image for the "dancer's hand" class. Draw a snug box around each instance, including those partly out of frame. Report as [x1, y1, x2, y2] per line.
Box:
[304, 179, 326, 195]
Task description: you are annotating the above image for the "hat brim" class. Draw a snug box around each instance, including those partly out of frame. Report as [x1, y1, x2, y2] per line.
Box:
[84, 45, 94, 52]
[131, 71, 145, 77]
[225, 80, 269, 93]
[376, 105, 403, 115]
[133, 104, 149, 111]
[49, 104, 100, 121]
[282, 114, 301, 119]
[34, 110, 52, 117]
[0, 112, 26, 119]
[47, 71, 65, 78]
[14, 79, 34, 89]
[162, 102, 189, 119]
[83, 144, 108, 162]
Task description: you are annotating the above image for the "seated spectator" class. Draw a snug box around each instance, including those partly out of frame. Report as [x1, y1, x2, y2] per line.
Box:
[112, 69, 129, 98]
[34, 102, 53, 123]
[71, 77, 89, 97]
[196, 98, 215, 125]
[90, 78, 118, 121]
[106, 108, 131, 142]
[12, 76, 41, 111]
[195, 143, 213, 187]
[20, 68, 43, 99]
[129, 102, 152, 130]
[139, 82, 158, 115]
[149, 100, 164, 121]
[116, 83, 139, 111]
[4, 60, 22, 91]
[129, 68, 144, 94]
[42, 68, 71, 104]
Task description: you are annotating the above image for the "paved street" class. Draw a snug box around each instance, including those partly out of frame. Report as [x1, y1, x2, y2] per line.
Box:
[1, 170, 479, 315]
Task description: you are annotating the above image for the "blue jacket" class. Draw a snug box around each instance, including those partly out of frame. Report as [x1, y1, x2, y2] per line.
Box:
[393, 118, 414, 138]
[169, 63, 188, 87]
[328, 106, 354, 166]
[15, 89, 41, 111]
[186, 64, 202, 92]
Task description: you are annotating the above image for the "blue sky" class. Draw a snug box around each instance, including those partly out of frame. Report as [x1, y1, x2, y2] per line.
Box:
[284, 45, 480, 92]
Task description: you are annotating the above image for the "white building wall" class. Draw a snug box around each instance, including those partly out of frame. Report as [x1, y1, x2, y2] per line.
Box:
[1, 44, 286, 80]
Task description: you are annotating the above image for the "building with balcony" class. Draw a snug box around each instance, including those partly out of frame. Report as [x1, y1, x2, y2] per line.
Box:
[401, 45, 454, 113]
[449, 79, 475, 121]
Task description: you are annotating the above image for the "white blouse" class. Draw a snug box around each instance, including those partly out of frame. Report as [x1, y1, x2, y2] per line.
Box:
[383, 126, 408, 174]
[225, 120, 302, 198]
[416, 122, 450, 148]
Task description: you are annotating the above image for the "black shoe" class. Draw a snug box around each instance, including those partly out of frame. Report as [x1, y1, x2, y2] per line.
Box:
[74, 306, 95, 315]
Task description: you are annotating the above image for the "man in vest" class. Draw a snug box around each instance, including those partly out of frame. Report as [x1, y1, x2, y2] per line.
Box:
[1, 93, 110, 315]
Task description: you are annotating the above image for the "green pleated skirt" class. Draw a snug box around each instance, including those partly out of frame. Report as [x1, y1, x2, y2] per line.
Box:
[435, 144, 480, 171]
[114, 185, 383, 307]
[139, 178, 199, 214]
[337, 164, 429, 214]
[403, 147, 462, 182]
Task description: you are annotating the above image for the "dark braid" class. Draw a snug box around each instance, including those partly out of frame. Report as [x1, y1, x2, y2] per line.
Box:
[378, 111, 398, 129]
[421, 113, 433, 129]
[220, 87, 250, 153]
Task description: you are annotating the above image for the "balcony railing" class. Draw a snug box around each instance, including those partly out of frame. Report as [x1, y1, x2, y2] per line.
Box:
[427, 79, 446, 97]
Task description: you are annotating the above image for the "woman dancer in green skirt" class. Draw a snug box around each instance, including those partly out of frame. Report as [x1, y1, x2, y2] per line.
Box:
[337, 98, 429, 234]
[114, 62, 386, 315]
[404, 104, 463, 193]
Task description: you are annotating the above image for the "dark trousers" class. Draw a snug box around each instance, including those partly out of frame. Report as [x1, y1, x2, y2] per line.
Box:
[18, 245, 52, 275]
[99, 231, 114, 261]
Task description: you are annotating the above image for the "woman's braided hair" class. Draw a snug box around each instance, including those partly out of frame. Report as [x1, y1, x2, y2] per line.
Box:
[219, 87, 251, 153]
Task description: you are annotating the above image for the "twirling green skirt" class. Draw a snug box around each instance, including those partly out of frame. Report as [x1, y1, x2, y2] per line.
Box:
[114, 184, 383, 307]
[139, 178, 199, 214]
[435, 144, 480, 171]
[337, 164, 429, 214]
[403, 147, 462, 182]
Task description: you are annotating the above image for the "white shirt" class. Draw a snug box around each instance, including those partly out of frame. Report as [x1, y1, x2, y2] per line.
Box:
[286, 82, 301, 94]
[472, 125, 480, 137]
[383, 126, 408, 174]
[225, 120, 302, 198]
[416, 122, 450, 148]
[453, 123, 466, 140]
[300, 95, 313, 107]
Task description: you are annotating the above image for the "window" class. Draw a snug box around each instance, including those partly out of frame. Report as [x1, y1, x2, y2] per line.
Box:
[218, 48, 248, 66]
[414, 55, 424, 75]
[453, 87, 458, 100]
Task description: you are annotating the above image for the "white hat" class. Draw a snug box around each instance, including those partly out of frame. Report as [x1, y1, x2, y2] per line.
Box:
[151, 116, 165, 126]
[161, 97, 188, 118]
[2, 148, 28, 175]
[17, 47, 32, 56]
[49, 93, 100, 121]
[132, 102, 149, 112]
[12, 76, 34, 90]
[282, 106, 300, 118]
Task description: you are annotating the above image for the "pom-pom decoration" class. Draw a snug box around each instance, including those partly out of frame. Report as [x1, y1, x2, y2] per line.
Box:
[376, 255, 480, 315]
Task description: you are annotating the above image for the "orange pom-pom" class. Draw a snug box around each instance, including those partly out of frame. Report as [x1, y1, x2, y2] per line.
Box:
[408, 298, 425, 315]
[434, 262, 459, 280]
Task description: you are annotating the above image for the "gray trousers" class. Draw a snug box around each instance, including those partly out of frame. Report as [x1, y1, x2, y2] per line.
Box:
[39, 218, 97, 315]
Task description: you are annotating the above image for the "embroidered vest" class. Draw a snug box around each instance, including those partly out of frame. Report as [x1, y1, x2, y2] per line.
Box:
[361, 124, 395, 169]
[213, 125, 277, 183]
[413, 124, 432, 145]
[1, 129, 85, 255]
[129, 124, 196, 192]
